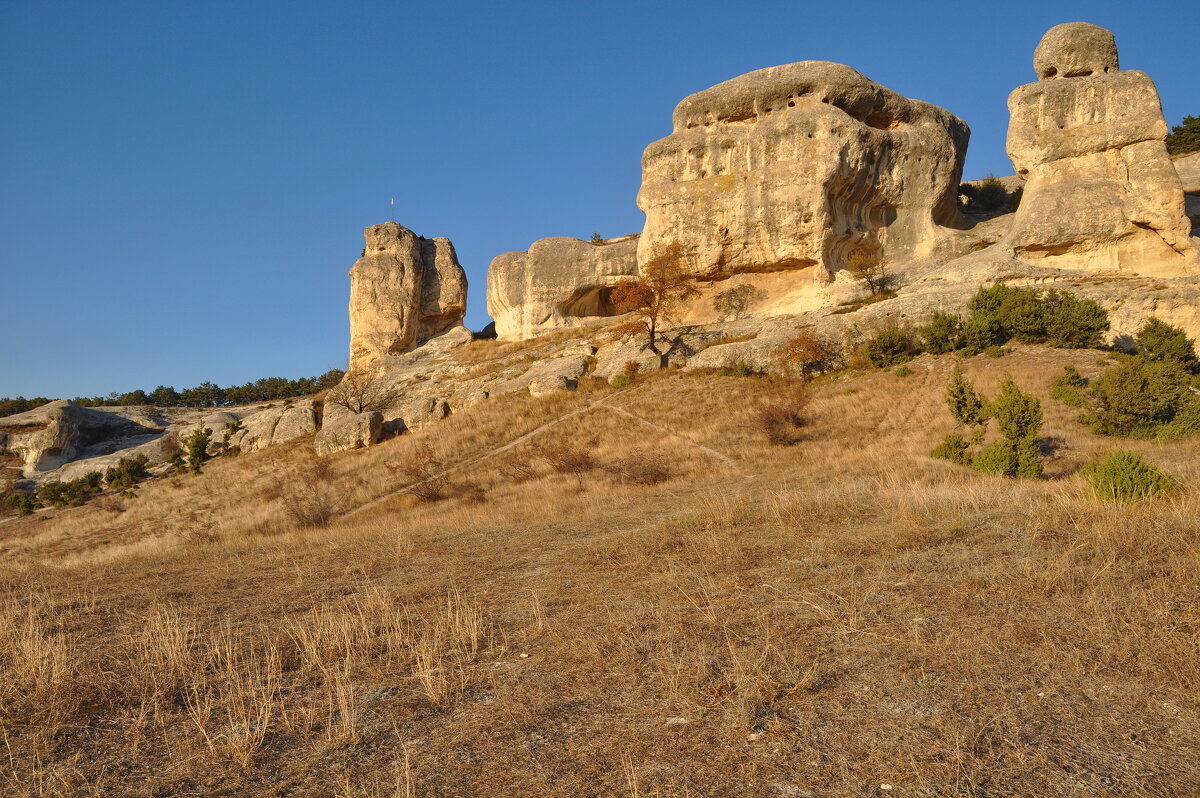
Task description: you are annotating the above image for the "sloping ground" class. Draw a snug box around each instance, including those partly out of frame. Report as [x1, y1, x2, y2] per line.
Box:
[1, 347, 1199, 796]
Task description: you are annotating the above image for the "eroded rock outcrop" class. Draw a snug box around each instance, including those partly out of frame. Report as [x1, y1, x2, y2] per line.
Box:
[0, 401, 165, 476]
[636, 61, 969, 287]
[487, 235, 639, 340]
[348, 222, 467, 371]
[1001, 23, 1197, 275]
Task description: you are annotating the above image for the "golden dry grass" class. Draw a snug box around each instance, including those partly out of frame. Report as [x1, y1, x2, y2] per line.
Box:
[1, 345, 1199, 796]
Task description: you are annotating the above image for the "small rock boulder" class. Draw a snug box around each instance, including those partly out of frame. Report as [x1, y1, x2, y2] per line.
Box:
[314, 411, 383, 456]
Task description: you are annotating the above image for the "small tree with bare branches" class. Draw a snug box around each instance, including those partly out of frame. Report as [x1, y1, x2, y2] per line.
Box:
[326, 370, 397, 414]
[610, 242, 699, 355]
[843, 247, 891, 296]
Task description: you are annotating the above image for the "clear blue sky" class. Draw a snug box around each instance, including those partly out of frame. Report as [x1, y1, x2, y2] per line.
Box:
[2, 0, 1195, 398]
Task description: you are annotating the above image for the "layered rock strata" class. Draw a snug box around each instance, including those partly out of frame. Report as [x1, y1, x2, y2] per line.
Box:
[1001, 22, 1197, 275]
[348, 222, 467, 371]
[636, 61, 970, 283]
[487, 235, 639, 340]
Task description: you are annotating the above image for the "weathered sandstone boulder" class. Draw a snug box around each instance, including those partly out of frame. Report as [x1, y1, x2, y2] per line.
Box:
[348, 222, 467, 371]
[636, 61, 969, 285]
[1001, 23, 1197, 275]
[487, 235, 639, 340]
[314, 411, 383, 456]
[229, 400, 318, 453]
[521, 354, 591, 396]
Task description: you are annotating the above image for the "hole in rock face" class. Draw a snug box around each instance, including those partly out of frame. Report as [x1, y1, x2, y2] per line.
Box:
[862, 111, 899, 130]
[1042, 67, 1058, 79]
[559, 286, 618, 319]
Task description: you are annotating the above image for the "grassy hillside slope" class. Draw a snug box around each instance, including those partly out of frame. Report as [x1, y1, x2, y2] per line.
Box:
[2, 345, 1199, 797]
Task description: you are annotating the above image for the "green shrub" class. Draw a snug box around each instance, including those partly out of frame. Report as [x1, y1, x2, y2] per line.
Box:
[1084, 358, 1189, 437]
[973, 176, 1009, 211]
[1050, 384, 1085, 406]
[186, 427, 213, 475]
[893, 365, 912, 377]
[1081, 451, 1173, 501]
[1043, 291, 1109, 348]
[931, 433, 971, 465]
[983, 345, 1009, 358]
[36, 475, 102, 508]
[732, 360, 753, 378]
[1050, 365, 1088, 406]
[963, 284, 1108, 352]
[610, 374, 633, 389]
[961, 313, 1005, 355]
[5, 492, 40, 516]
[1054, 365, 1088, 389]
[973, 439, 1019, 477]
[1015, 436, 1044, 479]
[945, 366, 987, 427]
[862, 324, 914, 368]
[989, 377, 1042, 442]
[1134, 318, 1199, 372]
[1165, 114, 1200, 156]
[105, 454, 151, 490]
[1157, 395, 1200, 439]
[918, 312, 964, 355]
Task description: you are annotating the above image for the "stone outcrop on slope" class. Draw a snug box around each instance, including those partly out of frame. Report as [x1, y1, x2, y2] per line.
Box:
[314, 411, 382, 456]
[486, 235, 639, 340]
[1000, 22, 1197, 276]
[636, 61, 970, 288]
[348, 222, 468, 371]
[0, 401, 167, 477]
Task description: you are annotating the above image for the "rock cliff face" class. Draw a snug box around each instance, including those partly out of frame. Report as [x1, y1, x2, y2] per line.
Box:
[1001, 23, 1197, 275]
[636, 61, 969, 285]
[486, 235, 639, 340]
[348, 222, 467, 372]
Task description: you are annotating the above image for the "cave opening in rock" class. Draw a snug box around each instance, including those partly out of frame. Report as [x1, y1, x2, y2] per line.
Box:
[559, 286, 618, 319]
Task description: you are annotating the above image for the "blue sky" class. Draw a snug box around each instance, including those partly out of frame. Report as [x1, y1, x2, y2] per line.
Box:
[1, 0, 1195, 398]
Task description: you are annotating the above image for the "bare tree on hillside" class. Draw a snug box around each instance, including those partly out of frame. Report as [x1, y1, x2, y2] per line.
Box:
[326, 370, 397, 414]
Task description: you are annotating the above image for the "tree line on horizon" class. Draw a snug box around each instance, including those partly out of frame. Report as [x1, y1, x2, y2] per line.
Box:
[0, 369, 346, 419]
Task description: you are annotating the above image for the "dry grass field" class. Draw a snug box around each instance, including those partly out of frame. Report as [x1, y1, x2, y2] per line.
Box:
[2, 345, 1199, 796]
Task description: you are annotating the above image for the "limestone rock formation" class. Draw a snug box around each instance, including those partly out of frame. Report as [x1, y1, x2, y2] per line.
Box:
[228, 401, 318, 453]
[1001, 23, 1197, 275]
[487, 235, 639, 340]
[636, 61, 969, 287]
[348, 222, 467, 371]
[0, 401, 164, 476]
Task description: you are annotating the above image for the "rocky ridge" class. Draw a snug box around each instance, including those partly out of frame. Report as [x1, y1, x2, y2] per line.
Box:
[5, 21, 1198, 481]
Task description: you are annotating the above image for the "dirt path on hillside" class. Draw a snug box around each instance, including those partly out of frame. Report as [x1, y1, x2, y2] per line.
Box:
[339, 388, 744, 522]
[588, 400, 743, 472]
